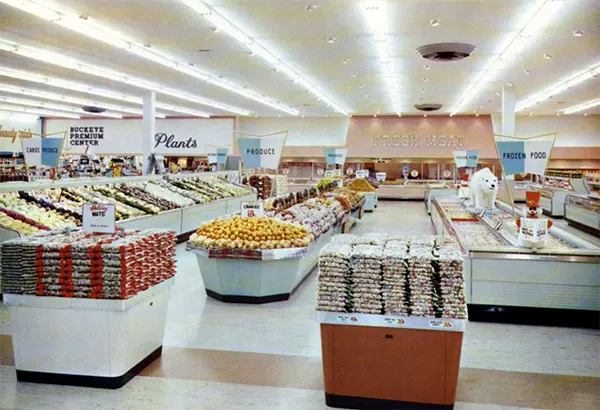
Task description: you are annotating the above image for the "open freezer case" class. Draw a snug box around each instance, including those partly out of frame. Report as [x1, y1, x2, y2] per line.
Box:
[430, 196, 600, 328]
[565, 192, 600, 235]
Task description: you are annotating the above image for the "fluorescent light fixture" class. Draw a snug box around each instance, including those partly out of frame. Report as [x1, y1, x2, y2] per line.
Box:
[562, 98, 600, 114]
[0, 83, 167, 118]
[0, 103, 80, 118]
[0, 1, 296, 115]
[0, 66, 210, 117]
[180, 0, 347, 115]
[0, 95, 124, 118]
[517, 62, 600, 111]
[450, 0, 564, 115]
[0, 39, 242, 116]
[360, 0, 401, 115]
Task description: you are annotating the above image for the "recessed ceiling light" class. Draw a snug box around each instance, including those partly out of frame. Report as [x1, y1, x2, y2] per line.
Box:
[479, 105, 484, 109]
[424, 114, 427, 117]
[529, 112, 533, 116]
[342, 58, 350, 64]
[398, 113, 402, 117]
[352, 73, 358, 78]
[496, 92, 501, 96]
[376, 110, 380, 114]
[254, 114, 258, 118]
[524, 69, 532, 74]
[556, 112, 560, 116]
[420, 88, 425, 92]
[584, 113, 588, 116]
[421, 77, 428, 82]
[544, 53, 552, 60]
[506, 82, 514, 87]
[429, 19, 441, 27]
[278, 114, 281, 118]
[475, 112, 479, 117]
[573, 30, 584, 37]
[423, 65, 430, 70]
[212, 27, 220, 33]
[365, 94, 369, 98]
[305, 4, 318, 11]
[327, 37, 336, 44]
[373, 114, 377, 118]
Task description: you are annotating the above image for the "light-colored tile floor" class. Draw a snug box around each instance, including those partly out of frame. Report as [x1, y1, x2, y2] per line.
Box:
[0, 201, 598, 409]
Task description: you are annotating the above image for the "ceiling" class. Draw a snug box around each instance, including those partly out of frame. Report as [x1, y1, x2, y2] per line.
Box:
[0, 0, 599, 117]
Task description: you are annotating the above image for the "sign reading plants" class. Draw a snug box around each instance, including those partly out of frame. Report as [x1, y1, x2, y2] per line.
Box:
[82, 203, 116, 234]
[324, 148, 347, 166]
[154, 132, 198, 149]
[236, 131, 287, 170]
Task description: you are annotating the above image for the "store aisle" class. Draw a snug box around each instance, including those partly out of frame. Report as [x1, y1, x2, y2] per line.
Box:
[0, 201, 598, 410]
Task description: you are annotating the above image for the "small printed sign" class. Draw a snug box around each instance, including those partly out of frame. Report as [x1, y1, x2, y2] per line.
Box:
[375, 172, 387, 181]
[453, 150, 480, 168]
[429, 319, 453, 329]
[356, 170, 369, 178]
[384, 317, 406, 326]
[82, 203, 116, 234]
[336, 314, 359, 323]
[241, 201, 264, 217]
[323, 148, 348, 166]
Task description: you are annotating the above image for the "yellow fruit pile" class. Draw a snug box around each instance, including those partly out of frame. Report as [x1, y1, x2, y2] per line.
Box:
[347, 178, 376, 192]
[190, 216, 313, 250]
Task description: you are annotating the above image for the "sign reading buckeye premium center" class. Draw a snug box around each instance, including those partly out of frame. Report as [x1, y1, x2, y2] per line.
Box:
[69, 126, 104, 146]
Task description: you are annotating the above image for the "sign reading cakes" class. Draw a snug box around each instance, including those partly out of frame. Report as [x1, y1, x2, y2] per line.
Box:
[241, 201, 264, 217]
[496, 139, 553, 176]
[324, 148, 347, 166]
[21, 137, 63, 167]
[82, 203, 116, 234]
[237, 133, 286, 170]
[453, 150, 479, 168]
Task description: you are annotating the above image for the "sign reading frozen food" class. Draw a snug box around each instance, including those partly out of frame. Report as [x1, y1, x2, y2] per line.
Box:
[496, 139, 553, 176]
[237, 133, 286, 170]
[376, 172, 387, 181]
[21, 137, 64, 167]
[241, 201, 264, 217]
[453, 150, 479, 168]
[356, 170, 369, 178]
[82, 203, 116, 234]
[323, 148, 347, 166]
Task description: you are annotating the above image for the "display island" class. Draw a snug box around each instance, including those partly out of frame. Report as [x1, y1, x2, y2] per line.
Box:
[430, 196, 600, 328]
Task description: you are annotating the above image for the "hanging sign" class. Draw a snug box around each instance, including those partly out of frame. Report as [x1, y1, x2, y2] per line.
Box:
[82, 203, 116, 234]
[216, 147, 229, 165]
[241, 201, 264, 217]
[453, 150, 479, 168]
[356, 170, 369, 179]
[207, 152, 217, 165]
[324, 148, 347, 166]
[496, 139, 553, 176]
[376, 172, 387, 181]
[237, 133, 287, 170]
[21, 137, 64, 167]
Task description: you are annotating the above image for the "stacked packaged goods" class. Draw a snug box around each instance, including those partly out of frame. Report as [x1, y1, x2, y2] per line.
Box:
[350, 245, 383, 314]
[382, 241, 409, 315]
[316, 243, 353, 312]
[407, 244, 436, 317]
[0, 228, 176, 298]
[435, 247, 467, 319]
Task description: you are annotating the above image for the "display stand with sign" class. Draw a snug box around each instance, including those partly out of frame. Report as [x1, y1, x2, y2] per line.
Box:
[317, 311, 465, 409]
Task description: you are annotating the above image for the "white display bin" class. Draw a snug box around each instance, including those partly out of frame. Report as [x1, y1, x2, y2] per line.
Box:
[363, 192, 376, 212]
[187, 226, 342, 303]
[4, 278, 174, 389]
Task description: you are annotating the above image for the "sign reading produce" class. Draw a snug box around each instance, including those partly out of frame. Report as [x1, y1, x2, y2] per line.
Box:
[453, 150, 479, 168]
[82, 203, 116, 234]
[22, 137, 64, 167]
[495, 134, 554, 176]
[323, 148, 347, 166]
[241, 201, 264, 217]
[236, 131, 287, 170]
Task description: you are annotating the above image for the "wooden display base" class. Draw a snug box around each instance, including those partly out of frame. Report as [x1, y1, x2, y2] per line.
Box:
[320, 324, 463, 408]
[16, 346, 162, 389]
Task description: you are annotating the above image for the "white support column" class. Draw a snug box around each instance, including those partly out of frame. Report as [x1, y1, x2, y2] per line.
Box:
[142, 91, 156, 175]
[501, 85, 516, 198]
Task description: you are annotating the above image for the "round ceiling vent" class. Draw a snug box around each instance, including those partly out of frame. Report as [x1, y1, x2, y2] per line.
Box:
[82, 106, 106, 113]
[417, 43, 476, 61]
[414, 103, 443, 112]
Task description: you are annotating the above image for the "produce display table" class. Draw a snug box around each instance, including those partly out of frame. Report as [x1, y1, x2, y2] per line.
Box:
[317, 312, 465, 409]
[187, 223, 345, 304]
[4, 278, 174, 389]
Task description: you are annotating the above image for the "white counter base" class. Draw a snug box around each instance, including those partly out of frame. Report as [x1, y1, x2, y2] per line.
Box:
[3, 278, 173, 388]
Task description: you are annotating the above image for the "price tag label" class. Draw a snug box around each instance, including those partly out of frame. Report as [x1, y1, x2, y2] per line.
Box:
[376, 172, 387, 181]
[356, 170, 369, 178]
[82, 203, 116, 234]
[241, 201, 264, 217]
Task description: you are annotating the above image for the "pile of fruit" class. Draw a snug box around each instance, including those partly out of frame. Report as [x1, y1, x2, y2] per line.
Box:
[0, 194, 77, 231]
[190, 216, 314, 250]
[269, 197, 345, 237]
[347, 178, 376, 192]
[331, 188, 364, 210]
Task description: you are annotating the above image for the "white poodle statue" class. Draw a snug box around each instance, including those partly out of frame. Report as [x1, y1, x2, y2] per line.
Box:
[469, 168, 498, 210]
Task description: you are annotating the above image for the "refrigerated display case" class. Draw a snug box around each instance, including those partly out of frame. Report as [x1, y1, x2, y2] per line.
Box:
[540, 172, 587, 217]
[430, 196, 600, 327]
[565, 193, 600, 235]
